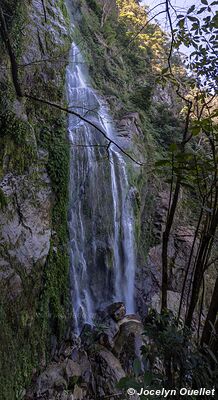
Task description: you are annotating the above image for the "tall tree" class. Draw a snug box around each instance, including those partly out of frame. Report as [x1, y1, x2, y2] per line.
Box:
[201, 275, 218, 346]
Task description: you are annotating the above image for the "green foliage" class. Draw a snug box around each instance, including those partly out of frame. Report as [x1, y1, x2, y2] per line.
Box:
[60, 0, 71, 25]
[116, 0, 167, 69]
[76, 0, 156, 115]
[155, 106, 218, 203]
[174, 0, 218, 90]
[130, 84, 153, 112]
[0, 0, 19, 27]
[0, 268, 47, 400]
[143, 311, 217, 389]
[150, 102, 184, 147]
[11, 4, 27, 59]
[38, 116, 70, 338]
[92, 318, 109, 336]
[86, 0, 102, 17]
[102, 19, 117, 46]
[41, 124, 69, 195]
[118, 310, 218, 398]
[76, 0, 184, 157]
[0, 0, 28, 59]
[0, 111, 37, 174]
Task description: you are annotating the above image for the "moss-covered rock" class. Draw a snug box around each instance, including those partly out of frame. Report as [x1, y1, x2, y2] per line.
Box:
[0, 0, 72, 398]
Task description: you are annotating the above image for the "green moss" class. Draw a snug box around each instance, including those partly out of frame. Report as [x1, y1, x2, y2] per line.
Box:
[11, 2, 28, 59]
[0, 0, 72, 397]
[59, 0, 71, 28]
[0, 266, 46, 400]
[149, 102, 184, 148]
[0, 188, 7, 209]
[86, 0, 102, 17]
[0, 111, 37, 174]
[0, 119, 70, 400]
[39, 117, 70, 338]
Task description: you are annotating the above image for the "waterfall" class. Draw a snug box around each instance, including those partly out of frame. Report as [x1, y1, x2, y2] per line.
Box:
[66, 43, 136, 333]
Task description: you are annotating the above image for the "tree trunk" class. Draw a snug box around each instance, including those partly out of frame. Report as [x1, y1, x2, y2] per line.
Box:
[201, 275, 218, 346]
[161, 178, 181, 310]
[186, 210, 218, 328]
[211, 319, 218, 355]
[0, 5, 22, 97]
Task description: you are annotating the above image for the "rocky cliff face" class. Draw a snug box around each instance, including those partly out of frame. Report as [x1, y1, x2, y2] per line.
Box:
[0, 1, 71, 397]
[0, 160, 52, 298]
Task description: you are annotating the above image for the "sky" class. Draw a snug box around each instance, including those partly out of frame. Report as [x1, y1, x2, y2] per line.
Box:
[141, 0, 203, 30]
[141, 0, 217, 29]
[142, 0, 201, 12]
[140, 0, 217, 58]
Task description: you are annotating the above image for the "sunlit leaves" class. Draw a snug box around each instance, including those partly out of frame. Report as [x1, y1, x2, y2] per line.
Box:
[188, 5, 196, 14]
[161, 67, 169, 75]
[169, 143, 178, 152]
[174, 1, 218, 90]
[197, 7, 207, 14]
[116, 0, 167, 70]
[191, 123, 201, 136]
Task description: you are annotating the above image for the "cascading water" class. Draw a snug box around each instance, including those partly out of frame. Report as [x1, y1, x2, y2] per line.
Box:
[67, 43, 136, 332]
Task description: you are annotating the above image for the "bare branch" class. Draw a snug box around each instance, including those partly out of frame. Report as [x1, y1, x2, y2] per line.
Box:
[41, 0, 47, 23]
[0, 5, 22, 97]
[25, 94, 144, 166]
[165, 0, 174, 72]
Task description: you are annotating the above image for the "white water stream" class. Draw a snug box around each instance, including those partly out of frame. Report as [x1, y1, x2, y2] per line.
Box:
[67, 43, 136, 332]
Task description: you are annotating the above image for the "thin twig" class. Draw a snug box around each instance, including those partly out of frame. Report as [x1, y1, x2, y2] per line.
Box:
[25, 94, 144, 166]
[41, 0, 47, 23]
[165, 0, 174, 73]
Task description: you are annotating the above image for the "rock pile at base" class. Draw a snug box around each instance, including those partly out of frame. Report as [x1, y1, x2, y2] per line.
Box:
[25, 303, 142, 400]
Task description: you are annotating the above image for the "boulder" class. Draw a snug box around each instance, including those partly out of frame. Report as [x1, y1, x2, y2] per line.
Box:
[35, 363, 67, 396]
[113, 315, 143, 374]
[71, 384, 84, 400]
[71, 347, 90, 372]
[70, 347, 95, 396]
[64, 359, 81, 381]
[92, 345, 125, 398]
[97, 315, 119, 349]
[106, 302, 126, 321]
[117, 112, 143, 140]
